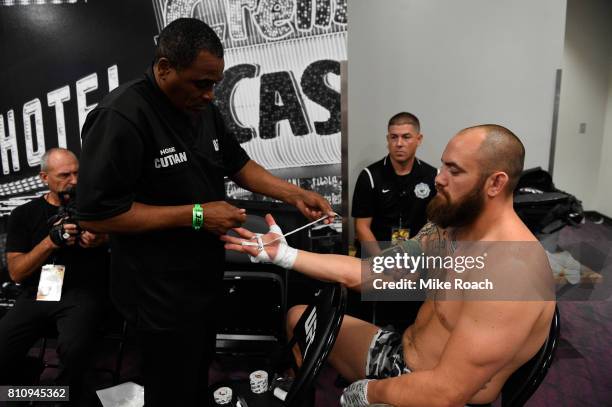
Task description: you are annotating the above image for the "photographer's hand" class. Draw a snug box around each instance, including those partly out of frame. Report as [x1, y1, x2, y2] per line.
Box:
[49, 221, 79, 248]
[61, 223, 79, 247]
[79, 231, 109, 248]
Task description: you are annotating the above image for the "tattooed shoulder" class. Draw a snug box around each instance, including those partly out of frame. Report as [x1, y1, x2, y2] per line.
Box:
[412, 222, 452, 251]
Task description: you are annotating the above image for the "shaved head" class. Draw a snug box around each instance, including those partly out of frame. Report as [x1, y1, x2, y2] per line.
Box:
[40, 148, 78, 172]
[459, 124, 525, 194]
[388, 112, 420, 132]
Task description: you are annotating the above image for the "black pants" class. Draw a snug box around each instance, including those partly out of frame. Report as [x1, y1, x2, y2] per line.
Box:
[138, 320, 216, 407]
[0, 288, 104, 405]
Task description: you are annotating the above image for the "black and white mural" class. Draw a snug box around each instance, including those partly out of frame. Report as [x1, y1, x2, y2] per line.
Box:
[0, 0, 158, 215]
[0, 0, 346, 216]
[152, 0, 346, 206]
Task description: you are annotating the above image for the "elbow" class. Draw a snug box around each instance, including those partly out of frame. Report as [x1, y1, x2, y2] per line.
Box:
[340, 273, 362, 292]
[441, 399, 467, 407]
[420, 381, 469, 407]
[338, 258, 363, 290]
[8, 268, 24, 284]
[437, 388, 471, 407]
[426, 396, 464, 407]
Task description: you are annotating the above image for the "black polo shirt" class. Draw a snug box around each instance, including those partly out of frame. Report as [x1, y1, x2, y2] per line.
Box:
[352, 155, 437, 243]
[76, 67, 250, 331]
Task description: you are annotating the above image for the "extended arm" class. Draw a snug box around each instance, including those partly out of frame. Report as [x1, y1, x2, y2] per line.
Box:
[79, 201, 247, 235]
[292, 250, 362, 289]
[222, 214, 362, 289]
[232, 160, 334, 221]
[79, 202, 193, 234]
[222, 216, 439, 291]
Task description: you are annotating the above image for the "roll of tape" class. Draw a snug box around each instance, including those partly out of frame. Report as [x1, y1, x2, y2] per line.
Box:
[249, 370, 268, 394]
[213, 386, 232, 405]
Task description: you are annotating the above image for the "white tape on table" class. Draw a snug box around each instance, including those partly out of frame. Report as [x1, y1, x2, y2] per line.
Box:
[213, 386, 232, 405]
[249, 370, 268, 394]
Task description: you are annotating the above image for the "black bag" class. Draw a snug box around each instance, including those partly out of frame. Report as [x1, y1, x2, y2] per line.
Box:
[514, 167, 583, 234]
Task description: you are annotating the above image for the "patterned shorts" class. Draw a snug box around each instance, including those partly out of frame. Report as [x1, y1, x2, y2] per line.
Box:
[365, 329, 412, 379]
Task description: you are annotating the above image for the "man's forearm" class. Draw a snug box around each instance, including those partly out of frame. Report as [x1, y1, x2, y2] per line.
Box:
[293, 250, 362, 290]
[367, 371, 464, 407]
[7, 238, 56, 283]
[232, 160, 302, 205]
[356, 226, 382, 256]
[79, 202, 192, 234]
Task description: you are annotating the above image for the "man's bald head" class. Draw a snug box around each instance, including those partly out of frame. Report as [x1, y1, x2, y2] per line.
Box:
[40, 148, 78, 172]
[459, 124, 525, 194]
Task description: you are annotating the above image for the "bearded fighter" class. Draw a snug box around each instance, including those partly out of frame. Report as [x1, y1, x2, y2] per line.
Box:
[223, 124, 556, 407]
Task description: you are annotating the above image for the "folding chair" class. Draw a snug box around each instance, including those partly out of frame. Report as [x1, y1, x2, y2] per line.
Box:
[470, 305, 560, 407]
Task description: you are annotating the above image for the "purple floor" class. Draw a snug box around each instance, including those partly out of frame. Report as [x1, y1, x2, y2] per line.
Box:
[525, 218, 612, 407]
[34, 219, 612, 406]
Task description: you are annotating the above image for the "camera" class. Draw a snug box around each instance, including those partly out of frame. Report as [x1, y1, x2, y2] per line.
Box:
[48, 188, 80, 247]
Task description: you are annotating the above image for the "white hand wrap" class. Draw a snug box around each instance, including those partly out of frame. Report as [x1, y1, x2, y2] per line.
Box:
[247, 224, 298, 270]
[340, 379, 371, 407]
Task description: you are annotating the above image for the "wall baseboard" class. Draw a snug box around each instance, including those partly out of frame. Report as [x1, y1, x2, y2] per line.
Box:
[584, 210, 612, 226]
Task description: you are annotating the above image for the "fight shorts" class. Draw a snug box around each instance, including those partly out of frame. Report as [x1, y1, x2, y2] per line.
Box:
[365, 329, 412, 379]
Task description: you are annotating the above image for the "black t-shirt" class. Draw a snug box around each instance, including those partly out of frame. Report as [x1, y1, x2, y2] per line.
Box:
[352, 155, 437, 242]
[76, 67, 250, 330]
[5, 197, 109, 296]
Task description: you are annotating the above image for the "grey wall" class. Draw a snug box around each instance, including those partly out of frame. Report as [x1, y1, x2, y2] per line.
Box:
[347, 0, 567, 241]
[554, 0, 612, 214]
[596, 64, 612, 216]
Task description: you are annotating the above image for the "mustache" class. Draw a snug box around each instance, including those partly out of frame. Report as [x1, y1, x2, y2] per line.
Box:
[435, 186, 450, 201]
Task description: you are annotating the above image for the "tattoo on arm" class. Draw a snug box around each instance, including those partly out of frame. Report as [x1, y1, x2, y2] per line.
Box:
[412, 222, 442, 246]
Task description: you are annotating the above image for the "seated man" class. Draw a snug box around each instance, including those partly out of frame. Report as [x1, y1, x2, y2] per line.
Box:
[0, 148, 109, 406]
[223, 125, 556, 406]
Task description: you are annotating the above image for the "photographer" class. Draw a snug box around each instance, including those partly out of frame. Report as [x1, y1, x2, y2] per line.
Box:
[0, 148, 109, 406]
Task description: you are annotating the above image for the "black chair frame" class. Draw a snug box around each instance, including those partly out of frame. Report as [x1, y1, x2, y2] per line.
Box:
[500, 305, 560, 407]
[210, 282, 347, 407]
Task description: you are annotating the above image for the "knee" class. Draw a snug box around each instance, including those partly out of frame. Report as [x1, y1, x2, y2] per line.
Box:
[56, 332, 97, 365]
[286, 305, 308, 334]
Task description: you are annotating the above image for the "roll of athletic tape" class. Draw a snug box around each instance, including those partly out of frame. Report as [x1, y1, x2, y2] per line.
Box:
[213, 386, 232, 405]
[249, 370, 268, 394]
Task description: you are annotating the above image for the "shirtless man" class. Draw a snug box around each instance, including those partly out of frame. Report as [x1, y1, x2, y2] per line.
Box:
[223, 124, 556, 406]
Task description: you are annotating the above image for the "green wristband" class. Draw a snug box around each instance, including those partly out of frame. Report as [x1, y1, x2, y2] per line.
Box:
[192, 204, 204, 230]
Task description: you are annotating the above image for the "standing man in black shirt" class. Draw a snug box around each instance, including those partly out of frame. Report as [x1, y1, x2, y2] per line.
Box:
[0, 148, 109, 405]
[352, 112, 436, 257]
[75, 18, 333, 406]
[351, 112, 436, 327]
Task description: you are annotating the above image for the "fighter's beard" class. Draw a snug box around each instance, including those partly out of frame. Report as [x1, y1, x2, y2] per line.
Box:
[427, 181, 485, 229]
